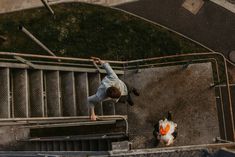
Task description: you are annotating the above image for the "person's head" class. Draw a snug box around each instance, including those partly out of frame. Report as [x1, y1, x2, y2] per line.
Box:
[106, 86, 121, 98]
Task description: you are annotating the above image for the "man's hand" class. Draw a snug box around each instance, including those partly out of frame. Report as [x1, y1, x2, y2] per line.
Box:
[91, 56, 105, 65]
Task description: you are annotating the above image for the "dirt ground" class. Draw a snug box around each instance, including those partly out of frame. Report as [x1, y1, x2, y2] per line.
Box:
[124, 63, 220, 149]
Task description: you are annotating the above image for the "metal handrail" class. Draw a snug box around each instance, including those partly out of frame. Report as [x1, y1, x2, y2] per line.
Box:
[127, 53, 233, 141]
[0, 51, 233, 140]
[0, 51, 231, 66]
[127, 56, 229, 140]
[0, 51, 125, 64]
[0, 115, 129, 135]
[124, 52, 222, 64]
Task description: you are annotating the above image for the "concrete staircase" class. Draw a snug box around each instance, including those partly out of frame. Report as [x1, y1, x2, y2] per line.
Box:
[19, 133, 127, 151]
[0, 69, 121, 118]
[0, 52, 127, 151]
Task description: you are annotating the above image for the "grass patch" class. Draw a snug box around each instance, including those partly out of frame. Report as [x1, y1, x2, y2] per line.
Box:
[0, 2, 207, 60]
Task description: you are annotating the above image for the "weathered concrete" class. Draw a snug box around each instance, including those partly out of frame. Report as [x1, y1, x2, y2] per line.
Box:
[182, 0, 205, 15]
[0, 126, 29, 150]
[1, 0, 235, 15]
[0, 0, 137, 14]
[124, 63, 219, 148]
[117, 0, 235, 58]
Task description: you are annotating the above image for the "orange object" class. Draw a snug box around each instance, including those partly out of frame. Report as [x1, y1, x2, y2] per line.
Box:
[160, 123, 170, 135]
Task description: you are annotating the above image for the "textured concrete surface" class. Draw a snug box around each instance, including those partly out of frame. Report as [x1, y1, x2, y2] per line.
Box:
[124, 63, 219, 148]
[0, 126, 29, 150]
[182, 0, 205, 15]
[0, 0, 137, 14]
[117, 0, 235, 57]
[210, 0, 235, 13]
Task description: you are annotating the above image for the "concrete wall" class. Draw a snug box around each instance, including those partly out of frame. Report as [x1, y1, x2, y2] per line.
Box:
[0, 126, 29, 150]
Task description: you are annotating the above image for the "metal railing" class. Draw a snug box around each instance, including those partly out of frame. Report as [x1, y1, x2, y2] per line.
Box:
[0, 51, 233, 141]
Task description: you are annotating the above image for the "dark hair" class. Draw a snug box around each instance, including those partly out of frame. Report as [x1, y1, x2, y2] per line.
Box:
[106, 86, 121, 98]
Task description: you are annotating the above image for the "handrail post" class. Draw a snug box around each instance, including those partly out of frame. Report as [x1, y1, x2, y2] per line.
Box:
[18, 25, 57, 57]
[41, 0, 55, 15]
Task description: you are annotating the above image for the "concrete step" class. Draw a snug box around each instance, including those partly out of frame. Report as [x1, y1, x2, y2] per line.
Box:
[28, 70, 44, 117]
[46, 141, 53, 151]
[81, 140, 90, 151]
[59, 141, 66, 151]
[52, 141, 60, 151]
[60, 71, 76, 116]
[103, 101, 116, 115]
[66, 141, 73, 151]
[88, 73, 103, 115]
[75, 72, 89, 116]
[90, 139, 98, 151]
[40, 141, 47, 151]
[115, 102, 128, 116]
[73, 141, 81, 151]
[98, 139, 108, 151]
[0, 68, 10, 118]
[44, 71, 61, 117]
[11, 69, 29, 118]
[0, 67, 124, 119]
[21, 133, 127, 151]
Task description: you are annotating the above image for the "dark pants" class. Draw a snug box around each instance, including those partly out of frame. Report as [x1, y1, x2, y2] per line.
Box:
[118, 82, 134, 105]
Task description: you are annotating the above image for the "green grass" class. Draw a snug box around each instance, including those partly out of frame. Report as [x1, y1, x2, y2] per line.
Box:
[0, 2, 207, 60]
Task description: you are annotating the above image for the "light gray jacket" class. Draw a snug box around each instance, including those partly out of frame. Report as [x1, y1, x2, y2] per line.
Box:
[88, 63, 128, 108]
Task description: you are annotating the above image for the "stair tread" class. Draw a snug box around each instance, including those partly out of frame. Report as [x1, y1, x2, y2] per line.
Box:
[24, 132, 127, 141]
[27, 120, 118, 129]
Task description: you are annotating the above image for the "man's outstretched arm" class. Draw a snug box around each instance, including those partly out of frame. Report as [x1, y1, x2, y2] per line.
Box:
[91, 56, 118, 79]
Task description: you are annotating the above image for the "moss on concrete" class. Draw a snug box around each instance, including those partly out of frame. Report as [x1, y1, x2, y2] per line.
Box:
[0, 2, 206, 60]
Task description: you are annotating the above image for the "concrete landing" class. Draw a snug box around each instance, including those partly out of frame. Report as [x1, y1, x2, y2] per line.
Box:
[124, 63, 219, 148]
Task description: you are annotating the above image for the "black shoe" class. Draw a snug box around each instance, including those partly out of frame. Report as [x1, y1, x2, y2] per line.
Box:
[167, 111, 173, 121]
[127, 97, 134, 106]
[132, 88, 140, 96]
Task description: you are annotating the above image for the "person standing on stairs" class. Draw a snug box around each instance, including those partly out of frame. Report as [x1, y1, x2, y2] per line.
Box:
[88, 57, 139, 121]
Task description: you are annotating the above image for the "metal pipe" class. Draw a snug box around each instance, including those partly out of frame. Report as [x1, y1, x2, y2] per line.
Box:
[18, 25, 57, 57]
[0, 35, 7, 41]
[0, 51, 227, 66]
[214, 137, 233, 143]
[41, 0, 55, 15]
[0, 51, 125, 64]
[222, 55, 235, 141]
[0, 115, 127, 122]
[125, 52, 217, 64]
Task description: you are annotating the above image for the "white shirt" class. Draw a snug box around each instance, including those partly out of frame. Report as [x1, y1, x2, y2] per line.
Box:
[158, 119, 177, 146]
